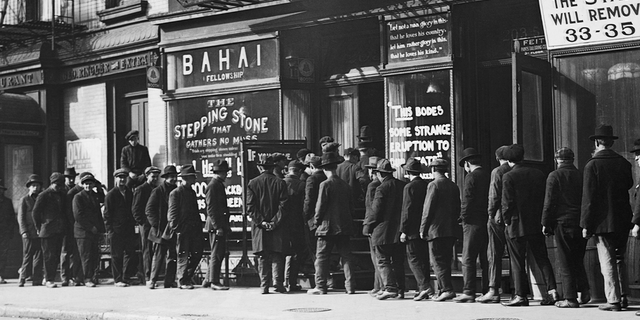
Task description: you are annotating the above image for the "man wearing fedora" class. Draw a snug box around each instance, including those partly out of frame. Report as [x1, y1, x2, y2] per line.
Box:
[204, 160, 232, 291]
[581, 125, 633, 311]
[64, 167, 78, 191]
[337, 147, 365, 207]
[307, 152, 356, 295]
[147, 165, 179, 289]
[296, 149, 312, 182]
[420, 159, 460, 302]
[246, 155, 289, 294]
[72, 173, 106, 287]
[283, 160, 310, 292]
[120, 130, 152, 189]
[370, 159, 406, 300]
[542, 147, 590, 308]
[167, 165, 203, 290]
[33, 173, 67, 288]
[104, 168, 138, 287]
[501, 144, 558, 307]
[400, 158, 433, 301]
[272, 153, 288, 179]
[132, 166, 161, 287]
[17, 174, 43, 287]
[478, 145, 511, 303]
[303, 155, 326, 259]
[61, 167, 84, 286]
[455, 148, 490, 302]
[362, 156, 383, 296]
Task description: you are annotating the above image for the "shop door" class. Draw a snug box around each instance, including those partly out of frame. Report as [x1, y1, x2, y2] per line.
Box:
[512, 52, 554, 174]
[323, 86, 359, 149]
[128, 97, 149, 146]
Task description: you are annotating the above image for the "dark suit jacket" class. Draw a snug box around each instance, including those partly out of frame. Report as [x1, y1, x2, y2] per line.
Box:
[581, 148, 633, 235]
[420, 175, 461, 241]
[132, 182, 154, 227]
[488, 163, 511, 219]
[0, 196, 15, 235]
[167, 184, 202, 236]
[247, 171, 288, 254]
[73, 190, 105, 239]
[314, 175, 355, 236]
[336, 160, 365, 203]
[205, 176, 231, 233]
[401, 177, 428, 240]
[461, 167, 490, 225]
[371, 175, 406, 245]
[120, 144, 151, 175]
[502, 164, 546, 239]
[542, 163, 582, 228]
[18, 194, 38, 238]
[284, 174, 306, 238]
[146, 181, 176, 243]
[33, 187, 66, 238]
[104, 187, 135, 236]
[66, 185, 83, 234]
[362, 179, 381, 235]
[303, 170, 326, 230]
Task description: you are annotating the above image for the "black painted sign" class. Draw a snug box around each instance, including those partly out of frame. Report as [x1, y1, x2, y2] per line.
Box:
[387, 13, 452, 64]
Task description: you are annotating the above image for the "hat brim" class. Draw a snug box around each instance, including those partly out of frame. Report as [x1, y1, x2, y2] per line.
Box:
[589, 135, 618, 141]
[458, 154, 481, 167]
[374, 168, 396, 173]
[80, 178, 97, 184]
[160, 172, 177, 178]
[178, 173, 197, 177]
[401, 163, 428, 173]
[26, 180, 43, 187]
[631, 147, 640, 154]
[317, 159, 342, 168]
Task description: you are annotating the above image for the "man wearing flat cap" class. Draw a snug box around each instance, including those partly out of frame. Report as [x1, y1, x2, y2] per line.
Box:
[580, 125, 633, 311]
[501, 144, 558, 307]
[370, 159, 406, 300]
[399, 158, 433, 301]
[104, 168, 138, 287]
[542, 147, 590, 308]
[478, 145, 511, 303]
[303, 155, 326, 258]
[204, 160, 232, 291]
[361, 156, 383, 296]
[61, 167, 84, 286]
[168, 165, 203, 290]
[420, 159, 460, 302]
[17, 174, 43, 287]
[283, 160, 310, 291]
[120, 130, 152, 189]
[33, 173, 68, 288]
[132, 166, 161, 286]
[297, 150, 313, 183]
[147, 165, 179, 289]
[246, 155, 289, 294]
[0, 179, 15, 285]
[307, 152, 356, 295]
[73, 173, 106, 287]
[455, 148, 490, 302]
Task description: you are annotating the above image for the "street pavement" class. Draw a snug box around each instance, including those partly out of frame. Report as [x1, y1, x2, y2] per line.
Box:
[0, 279, 638, 320]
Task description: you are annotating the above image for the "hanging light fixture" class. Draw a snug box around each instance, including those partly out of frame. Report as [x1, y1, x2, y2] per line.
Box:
[608, 62, 640, 81]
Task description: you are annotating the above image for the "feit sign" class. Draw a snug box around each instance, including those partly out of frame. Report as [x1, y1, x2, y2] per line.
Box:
[539, 0, 640, 49]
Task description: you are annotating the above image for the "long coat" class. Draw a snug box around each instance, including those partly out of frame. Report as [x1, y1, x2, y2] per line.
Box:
[371, 175, 406, 245]
[400, 177, 428, 240]
[460, 167, 490, 225]
[146, 181, 176, 244]
[17, 194, 38, 238]
[283, 174, 306, 240]
[0, 196, 15, 235]
[501, 164, 546, 239]
[73, 190, 105, 239]
[167, 184, 202, 236]
[246, 171, 288, 254]
[542, 163, 582, 228]
[581, 148, 633, 235]
[33, 187, 66, 238]
[361, 178, 381, 235]
[303, 171, 326, 230]
[336, 160, 365, 203]
[204, 177, 231, 233]
[314, 175, 355, 236]
[420, 176, 461, 241]
[104, 187, 135, 236]
[132, 182, 154, 227]
[66, 185, 83, 234]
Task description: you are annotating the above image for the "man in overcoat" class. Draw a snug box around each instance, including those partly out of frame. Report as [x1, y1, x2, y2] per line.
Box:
[33, 173, 67, 288]
[399, 158, 433, 301]
[104, 168, 138, 287]
[73, 173, 106, 287]
[542, 147, 590, 308]
[120, 130, 152, 189]
[581, 125, 633, 311]
[420, 159, 460, 301]
[501, 144, 558, 307]
[361, 156, 383, 296]
[370, 159, 406, 300]
[204, 160, 232, 290]
[246, 155, 289, 294]
[132, 166, 161, 286]
[283, 160, 310, 291]
[146, 165, 178, 289]
[336, 147, 364, 206]
[455, 148, 490, 302]
[0, 179, 16, 285]
[17, 174, 43, 287]
[303, 155, 326, 258]
[630, 139, 640, 316]
[61, 167, 84, 287]
[168, 165, 203, 290]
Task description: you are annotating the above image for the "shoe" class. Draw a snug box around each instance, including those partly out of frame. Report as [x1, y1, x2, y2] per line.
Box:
[18, 279, 25, 287]
[621, 295, 629, 309]
[288, 284, 302, 292]
[261, 287, 270, 294]
[60, 280, 69, 287]
[0, 277, 7, 284]
[398, 289, 405, 299]
[274, 285, 287, 293]
[345, 290, 356, 294]
[201, 280, 211, 288]
[128, 279, 141, 286]
[433, 291, 456, 302]
[454, 293, 476, 303]
[179, 284, 194, 290]
[147, 281, 156, 289]
[578, 291, 591, 304]
[413, 288, 434, 301]
[85, 282, 96, 288]
[555, 299, 579, 308]
[476, 291, 500, 303]
[32, 281, 42, 286]
[377, 290, 399, 300]
[598, 303, 621, 311]
[307, 287, 327, 295]
[502, 295, 529, 307]
[369, 289, 381, 297]
[114, 282, 130, 287]
[211, 283, 229, 290]
[541, 290, 559, 305]
[45, 281, 57, 288]
[74, 281, 84, 287]
[635, 310, 640, 316]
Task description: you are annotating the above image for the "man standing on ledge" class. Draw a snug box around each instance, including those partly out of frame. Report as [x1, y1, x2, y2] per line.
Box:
[120, 130, 152, 189]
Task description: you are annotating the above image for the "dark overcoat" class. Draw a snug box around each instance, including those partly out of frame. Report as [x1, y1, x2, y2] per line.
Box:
[487, 163, 511, 219]
[303, 171, 326, 230]
[33, 187, 66, 238]
[204, 176, 231, 233]
[104, 187, 135, 236]
[73, 190, 105, 238]
[146, 181, 176, 244]
[66, 185, 83, 233]
[336, 160, 364, 203]
[132, 182, 154, 227]
[420, 176, 461, 241]
[361, 179, 381, 235]
[400, 177, 428, 240]
[120, 144, 152, 175]
[18, 194, 38, 238]
[167, 184, 202, 236]
[541, 163, 582, 228]
[371, 175, 406, 246]
[314, 175, 355, 236]
[246, 171, 288, 254]
[501, 164, 546, 239]
[460, 167, 490, 225]
[283, 174, 306, 239]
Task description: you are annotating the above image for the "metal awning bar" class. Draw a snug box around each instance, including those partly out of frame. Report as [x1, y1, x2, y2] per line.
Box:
[175, 0, 278, 9]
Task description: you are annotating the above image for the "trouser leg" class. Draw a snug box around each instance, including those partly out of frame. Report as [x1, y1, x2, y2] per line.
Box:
[186, 232, 203, 282]
[406, 238, 431, 292]
[176, 233, 190, 285]
[376, 243, 401, 292]
[139, 224, 153, 281]
[487, 218, 506, 289]
[32, 238, 43, 283]
[506, 236, 528, 296]
[272, 252, 284, 287]
[527, 234, 556, 292]
[41, 235, 64, 282]
[554, 224, 581, 299]
[0, 233, 10, 276]
[20, 237, 35, 281]
[150, 242, 164, 282]
[429, 237, 454, 293]
[211, 233, 226, 284]
[109, 233, 126, 283]
[315, 236, 332, 290]
[60, 233, 73, 281]
[369, 237, 382, 291]
[122, 233, 138, 282]
[258, 252, 272, 290]
[166, 239, 177, 286]
[335, 235, 355, 292]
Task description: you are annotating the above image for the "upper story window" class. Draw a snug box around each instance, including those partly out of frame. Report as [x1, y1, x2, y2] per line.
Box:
[0, 0, 102, 29]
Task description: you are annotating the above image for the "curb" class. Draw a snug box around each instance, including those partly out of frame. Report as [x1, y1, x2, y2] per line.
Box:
[0, 306, 189, 320]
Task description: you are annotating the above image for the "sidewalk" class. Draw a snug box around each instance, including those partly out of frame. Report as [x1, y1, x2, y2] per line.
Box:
[0, 279, 637, 320]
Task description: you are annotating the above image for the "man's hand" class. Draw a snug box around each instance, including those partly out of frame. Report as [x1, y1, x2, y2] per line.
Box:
[495, 212, 503, 225]
[633, 224, 640, 238]
[216, 229, 224, 236]
[542, 226, 554, 237]
[400, 233, 407, 243]
[21, 233, 28, 239]
[129, 172, 137, 179]
[582, 228, 591, 239]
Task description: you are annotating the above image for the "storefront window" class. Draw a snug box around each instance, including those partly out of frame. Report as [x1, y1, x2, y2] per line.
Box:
[4, 145, 33, 210]
[283, 90, 310, 141]
[521, 71, 544, 161]
[556, 49, 640, 169]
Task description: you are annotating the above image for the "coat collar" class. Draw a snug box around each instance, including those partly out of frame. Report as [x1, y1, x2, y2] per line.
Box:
[590, 148, 624, 161]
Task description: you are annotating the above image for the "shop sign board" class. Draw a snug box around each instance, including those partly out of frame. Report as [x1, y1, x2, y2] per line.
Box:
[0, 70, 44, 89]
[66, 139, 104, 182]
[539, 0, 640, 49]
[167, 90, 280, 225]
[146, 66, 163, 89]
[386, 13, 452, 65]
[59, 51, 160, 83]
[513, 36, 547, 56]
[172, 39, 278, 89]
